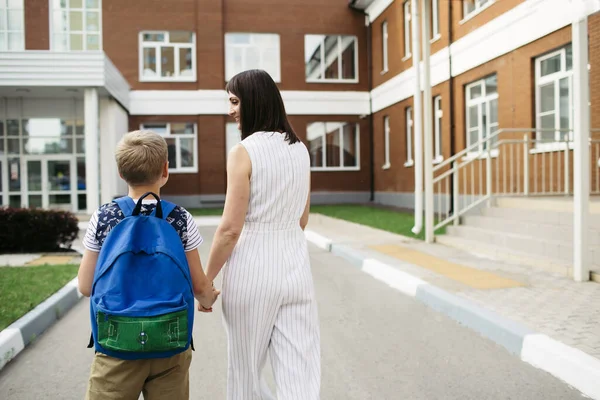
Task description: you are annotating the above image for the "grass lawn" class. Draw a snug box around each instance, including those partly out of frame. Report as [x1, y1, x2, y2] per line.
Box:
[0, 264, 78, 331]
[188, 204, 445, 240]
[310, 204, 446, 240]
[188, 208, 225, 216]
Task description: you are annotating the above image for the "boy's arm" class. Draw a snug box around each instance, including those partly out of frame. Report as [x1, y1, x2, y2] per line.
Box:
[78, 250, 99, 297]
[185, 249, 219, 310]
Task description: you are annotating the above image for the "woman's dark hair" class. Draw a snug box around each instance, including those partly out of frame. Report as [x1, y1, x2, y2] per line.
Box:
[225, 69, 299, 144]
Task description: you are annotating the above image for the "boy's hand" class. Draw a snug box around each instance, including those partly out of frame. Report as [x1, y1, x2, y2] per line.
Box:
[198, 286, 220, 313]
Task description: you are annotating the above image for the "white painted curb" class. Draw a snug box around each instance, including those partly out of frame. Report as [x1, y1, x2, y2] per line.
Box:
[522, 334, 600, 400]
[362, 258, 428, 297]
[0, 328, 25, 371]
[304, 230, 332, 251]
[193, 216, 222, 227]
[305, 231, 600, 400]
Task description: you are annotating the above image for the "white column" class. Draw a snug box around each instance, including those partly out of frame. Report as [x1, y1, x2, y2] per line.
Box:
[411, 0, 423, 235]
[422, 0, 434, 243]
[84, 88, 100, 214]
[572, 0, 590, 282]
[99, 98, 128, 204]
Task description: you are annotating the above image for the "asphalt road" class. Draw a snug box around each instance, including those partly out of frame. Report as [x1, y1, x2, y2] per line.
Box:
[0, 226, 584, 399]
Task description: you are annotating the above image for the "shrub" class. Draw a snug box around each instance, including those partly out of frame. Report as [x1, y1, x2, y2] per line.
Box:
[0, 207, 79, 254]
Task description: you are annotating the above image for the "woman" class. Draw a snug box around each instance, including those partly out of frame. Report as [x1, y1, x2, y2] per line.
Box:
[203, 69, 321, 400]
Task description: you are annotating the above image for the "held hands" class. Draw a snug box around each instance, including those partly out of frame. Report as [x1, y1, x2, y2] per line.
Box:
[198, 282, 220, 313]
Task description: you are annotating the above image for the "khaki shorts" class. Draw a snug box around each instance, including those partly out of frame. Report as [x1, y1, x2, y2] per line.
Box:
[85, 348, 192, 400]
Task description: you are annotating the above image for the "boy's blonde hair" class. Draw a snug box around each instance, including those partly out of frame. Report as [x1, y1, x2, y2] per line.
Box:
[115, 130, 168, 186]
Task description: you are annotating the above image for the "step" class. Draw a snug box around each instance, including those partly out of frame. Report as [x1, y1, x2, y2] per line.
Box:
[482, 206, 600, 229]
[462, 215, 600, 246]
[435, 235, 573, 278]
[446, 225, 577, 264]
[496, 197, 600, 214]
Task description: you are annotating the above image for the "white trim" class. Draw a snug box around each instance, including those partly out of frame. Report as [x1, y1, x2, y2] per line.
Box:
[403, 0, 412, 59]
[128, 90, 371, 116]
[305, 35, 359, 83]
[49, 0, 102, 51]
[365, 0, 394, 23]
[382, 21, 389, 73]
[307, 122, 360, 172]
[405, 106, 413, 166]
[139, 122, 199, 174]
[460, 0, 496, 24]
[383, 115, 390, 168]
[0, 0, 25, 51]
[225, 32, 281, 82]
[138, 31, 196, 82]
[431, 0, 440, 38]
[529, 142, 573, 154]
[465, 75, 499, 153]
[433, 95, 443, 161]
[450, 0, 600, 78]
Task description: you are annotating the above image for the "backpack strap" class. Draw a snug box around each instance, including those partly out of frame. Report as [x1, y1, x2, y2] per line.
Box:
[114, 196, 136, 217]
[161, 200, 177, 220]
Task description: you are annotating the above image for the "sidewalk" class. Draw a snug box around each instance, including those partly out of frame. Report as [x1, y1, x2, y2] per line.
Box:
[305, 213, 600, 400]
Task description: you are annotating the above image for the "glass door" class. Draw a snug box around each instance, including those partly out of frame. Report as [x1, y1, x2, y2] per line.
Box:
[23, 156, 77, 212]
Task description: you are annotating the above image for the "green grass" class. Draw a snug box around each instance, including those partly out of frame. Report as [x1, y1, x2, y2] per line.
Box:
[188, 208, 225, 216]
[0, 264, 78, 331]
[187, 204, 445, 240]
[310, 204, 446, 240]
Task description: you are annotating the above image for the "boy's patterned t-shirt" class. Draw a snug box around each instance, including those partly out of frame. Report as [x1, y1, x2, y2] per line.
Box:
[83, 199, 203, 252]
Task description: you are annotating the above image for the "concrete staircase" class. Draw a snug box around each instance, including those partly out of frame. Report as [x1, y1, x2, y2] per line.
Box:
[436, 197, 600, 281]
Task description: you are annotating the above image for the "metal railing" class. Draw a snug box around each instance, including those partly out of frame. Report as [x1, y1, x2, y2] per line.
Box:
[432, 129, 600, 231]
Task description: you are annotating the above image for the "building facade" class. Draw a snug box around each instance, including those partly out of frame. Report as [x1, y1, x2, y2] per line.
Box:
[1, 0, 599, 214]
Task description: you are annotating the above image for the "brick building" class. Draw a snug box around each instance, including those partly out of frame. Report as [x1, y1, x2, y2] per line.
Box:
[0, 0, 599, 216]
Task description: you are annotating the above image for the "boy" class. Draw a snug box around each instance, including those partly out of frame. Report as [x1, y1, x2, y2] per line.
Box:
[77, 130, 219, 400]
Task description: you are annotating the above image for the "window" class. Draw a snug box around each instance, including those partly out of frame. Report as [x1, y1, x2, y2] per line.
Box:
[463, 0, 493, 19]
[433, 96, 443, 163]
[383, 116, 390, 169]
[305, 35, 358, 82]
[0, 0, 24, 51]
[382, 21, 389, 73]
[465, 75, 498, 153]
[139, 31, 195, 82]
[225, 33, 281, 82]
[307, 122, 360, 170]
[403, 0, 411, 59]
[405, 107, 413, 167]
[431, 0, 440, 39]
[52, 0, 102, 51]
[225, 123, 242, 159]
[535, 44, 573, 144]
[140, 123, 198, 173]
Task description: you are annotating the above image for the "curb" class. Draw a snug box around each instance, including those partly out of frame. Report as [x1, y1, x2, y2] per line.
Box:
[0, 277, 84, 372]
[304, 229, 600, 400]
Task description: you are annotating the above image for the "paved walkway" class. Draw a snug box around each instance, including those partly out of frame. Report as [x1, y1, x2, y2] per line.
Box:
[306, 214, 600, 360]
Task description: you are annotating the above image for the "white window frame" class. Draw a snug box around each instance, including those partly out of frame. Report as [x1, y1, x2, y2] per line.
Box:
[465, 76, 499, 156]
[138, 31, 196, 82]
[225, 33, 281, 83]
[431, 0, 441, 40]
[461, 0, 495, 23]
[50, 0, 102, 51]
[305, 35, 359, 83]
[383, 116, 391, 169]
[403, 1, 411, 60]
[382, 21, 389, 74]
[139, 123, 198, 173]
[225, 122, 241, 160]
[307, 122, 361, 171]
[0, 0, 24, 51]
[405, 107, 414, 167]
[433, 96, 443, 164]
[534, 45, 573, 151]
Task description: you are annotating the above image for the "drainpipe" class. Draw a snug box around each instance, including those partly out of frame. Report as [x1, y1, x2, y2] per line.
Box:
[422, 0, 434, 243]
[411, 0, 423, 235]
[448, 0, 456, 216]
[349, 1, 375, 202]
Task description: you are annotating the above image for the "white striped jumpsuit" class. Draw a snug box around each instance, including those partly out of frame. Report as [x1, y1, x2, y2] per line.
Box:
[222, 131, 321, 400]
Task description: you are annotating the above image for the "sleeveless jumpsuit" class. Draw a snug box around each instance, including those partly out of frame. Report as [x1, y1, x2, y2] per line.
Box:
[221, 131, 321, 400]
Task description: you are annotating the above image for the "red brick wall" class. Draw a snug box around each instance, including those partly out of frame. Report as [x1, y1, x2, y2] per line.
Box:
[24, 0, 49, 50]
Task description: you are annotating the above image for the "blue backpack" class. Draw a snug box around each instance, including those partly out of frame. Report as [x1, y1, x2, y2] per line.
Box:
[87, 192, 195, 360]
